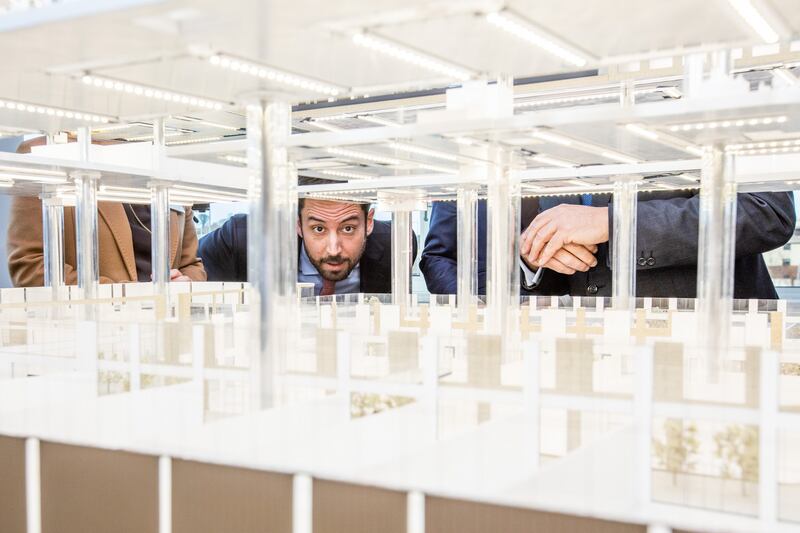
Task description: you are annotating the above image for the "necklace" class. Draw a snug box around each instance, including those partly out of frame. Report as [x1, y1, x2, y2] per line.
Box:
[126, 204, 152, 235]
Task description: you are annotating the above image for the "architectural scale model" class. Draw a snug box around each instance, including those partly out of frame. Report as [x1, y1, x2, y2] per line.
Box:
[0, 1, 800, 532]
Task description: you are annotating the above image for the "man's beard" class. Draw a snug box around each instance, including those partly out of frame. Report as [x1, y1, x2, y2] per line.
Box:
[309, 239, 367, 282]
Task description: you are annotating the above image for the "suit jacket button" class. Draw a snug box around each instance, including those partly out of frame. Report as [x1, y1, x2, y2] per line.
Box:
[637, 257, 647, 266]
[587, 284, 598, 295]
[646, 257, 656, 266]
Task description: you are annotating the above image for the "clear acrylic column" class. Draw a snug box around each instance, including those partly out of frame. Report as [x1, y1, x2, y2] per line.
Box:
[696, 145, 737, 366]
[74, 127, 99, 301]
[150, 118, 171, 290]
[150, 183, 170, 288]
[41, 192, 65, 289]
[246, 98, 296, 410]
[456, 187, 478, 313]
[74, 172, 99, 298]
[391, 210, 413, 307]
[485, 145, 520, 335]
[611, 176, 640, 310]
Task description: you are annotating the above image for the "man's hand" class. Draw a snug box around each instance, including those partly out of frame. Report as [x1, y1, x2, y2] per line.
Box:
[523, 243, 598, 275]
[521, 205, 610, 269]
[170, 268, 192, 282]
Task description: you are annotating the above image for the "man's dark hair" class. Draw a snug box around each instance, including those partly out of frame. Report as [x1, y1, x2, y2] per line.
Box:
[297, 175, 370, 218]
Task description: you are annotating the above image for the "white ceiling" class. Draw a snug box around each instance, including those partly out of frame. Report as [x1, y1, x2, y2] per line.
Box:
[0, 0, 796, 133]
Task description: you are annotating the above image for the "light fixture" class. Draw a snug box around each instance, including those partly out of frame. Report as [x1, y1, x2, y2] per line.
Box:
[727, 138, 800, 150]
[326, 147, 457, 174]
[732, 145, 800, 156]
[208, 53, 345, 97]
[320, 169, 374, 180]
[0, 98, 112, 124]
[308, 120, 343, 132]
[124, 132, 185, 142]
[530, 154, 576, 168]
[623, 123, 705, 157]
[515, 86, 671, 109]
[624, 123, 659, 141]
[82, 74, 228, 111]
[0, 171, 67, 184]
[485, 10, 590, 67]
[601, 151, 639, 164]
[358, 115, 402, 127]
[772, 67, 799, 86]
[219, 154, 248, 165]
[0, 179, 13, 188]
[667, 115, 787, 131]
[526, 129, 641, 164]
[532, 130, 573, 146]
[166, 136, 224, 146]
[386, 141, 459, 162]
[726, 0, 780, 44]
[326, 147, 403, 166]
[173, 116, 243, 132]
[351, 31, 475, 82]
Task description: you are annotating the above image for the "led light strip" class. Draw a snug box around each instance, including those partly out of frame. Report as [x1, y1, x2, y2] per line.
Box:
[527, 129, 641, 164]
[386, 141, 459, 162]
[319, 169, 374, 180]
[515, 87, 671, 109]
[667, 115, 787, 132]
[82, 74, 228, 110]
[327, 147, 403, 166]
[219, 154, 248, 165]
[351, 32, 475, 82]
[0, 98, 112, 123]
[357, 115, 402, 127]
[209, 54, 344, 97]
[485, 10, 590, 67]
[327, 147, 458, 174]
[0, 179, 13, 187]
[529, 154, 576, 168]
[166, 136, 224, 146]
[732, 145, 800, 156]
[727, 138, 800, 150]
[124, 132, 185, 142]
[772, 67, 799, 86]
[623, 123, 705, 157]
[174, 116, 243, 132]
[726, 0, 780, 44]
[0, 171, 67, 184]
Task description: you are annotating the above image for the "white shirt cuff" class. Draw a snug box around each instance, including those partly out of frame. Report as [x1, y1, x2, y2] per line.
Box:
[519, 257, 544, 289]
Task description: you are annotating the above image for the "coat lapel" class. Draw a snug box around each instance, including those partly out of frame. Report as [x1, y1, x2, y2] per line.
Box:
[97, 202, 137, 281]
[169, 210, 181, 269]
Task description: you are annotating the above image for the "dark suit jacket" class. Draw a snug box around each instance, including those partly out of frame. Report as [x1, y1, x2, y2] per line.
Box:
[198, 214, 417, 293]
[420, 191, 795, 299]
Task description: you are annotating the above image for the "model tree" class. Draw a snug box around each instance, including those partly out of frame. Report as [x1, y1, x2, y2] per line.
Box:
[652, 418, 699, 485]
[714, 425, 759, 496]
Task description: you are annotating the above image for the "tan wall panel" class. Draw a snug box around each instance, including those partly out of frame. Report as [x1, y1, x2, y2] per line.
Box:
[172, 459, 293, 533]
[0, 435, 26, 533]
[40, 442, 158, 533]
[426, 496, 647, 533]
[313, 479, 406, 533]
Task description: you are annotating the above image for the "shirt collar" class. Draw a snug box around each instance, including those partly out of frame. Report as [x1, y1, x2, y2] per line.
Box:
[299, 243, 320, 276]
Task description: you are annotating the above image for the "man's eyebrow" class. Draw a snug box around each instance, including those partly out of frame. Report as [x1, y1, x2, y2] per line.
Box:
[305, 216, 327, 223]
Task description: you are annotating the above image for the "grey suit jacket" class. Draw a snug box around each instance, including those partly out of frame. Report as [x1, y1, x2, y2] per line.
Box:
[532, 191, 795, 299]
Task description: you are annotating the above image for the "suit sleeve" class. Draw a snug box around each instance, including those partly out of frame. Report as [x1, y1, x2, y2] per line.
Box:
[420, 201, 458, 294]
[197, 216, 239, 282]
[177, 208, 206, 281]
[609, 191, 796, 269]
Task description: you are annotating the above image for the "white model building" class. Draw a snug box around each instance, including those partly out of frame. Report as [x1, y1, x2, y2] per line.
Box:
[0, 1, 799, 532]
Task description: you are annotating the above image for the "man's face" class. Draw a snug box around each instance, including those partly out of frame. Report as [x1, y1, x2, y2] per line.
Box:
[297, 199, 374, 282]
